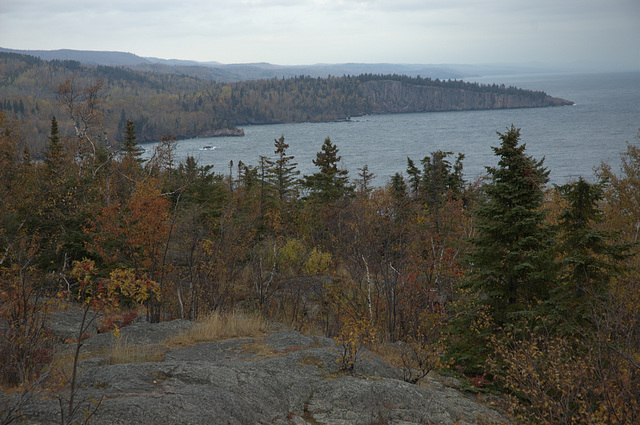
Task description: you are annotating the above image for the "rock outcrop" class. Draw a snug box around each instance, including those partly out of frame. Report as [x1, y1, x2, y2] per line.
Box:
[202, 128, 245, 137]
[13, 320, 509, 425]
[360, 80, 573, 114]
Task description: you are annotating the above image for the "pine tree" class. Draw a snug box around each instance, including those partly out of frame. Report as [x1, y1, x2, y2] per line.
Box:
[302, 137, 352, 202]
[406, 157, 421, 197]
[122, 119, 143, 163]
[553, 177, 633, 322]
[420, 151, 465, 207]
[257, 154, 275, 219]
[390, 172, 407, 202]
[266, 136, 299, 202]
[43, 116, 64, 175]
[355, 164, 375, 195]
[447, 125, 557, 373]
[470, 125, 556, 321]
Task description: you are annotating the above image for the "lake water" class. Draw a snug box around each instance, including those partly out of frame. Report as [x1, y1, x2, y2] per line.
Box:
[144, 71, 640, 186]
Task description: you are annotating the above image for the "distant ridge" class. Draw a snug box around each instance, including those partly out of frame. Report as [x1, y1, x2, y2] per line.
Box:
[0, 47, 583, 83]
[0, 47, 472, 81]
[0, 47, 148, 66]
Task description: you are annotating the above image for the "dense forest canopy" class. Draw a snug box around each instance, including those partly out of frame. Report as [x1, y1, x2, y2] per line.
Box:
[0, 51, 567, 152]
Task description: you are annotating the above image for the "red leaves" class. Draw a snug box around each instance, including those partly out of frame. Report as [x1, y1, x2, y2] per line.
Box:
[97, 312, 138, 334]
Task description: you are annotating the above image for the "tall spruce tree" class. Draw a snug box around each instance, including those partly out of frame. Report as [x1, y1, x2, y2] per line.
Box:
[302, 137, 352, 202]
[355, 164, 375, 195]
[122, 119, 143, 163]
[470, 125, 556, 321]
[406, 157, 421, 197]
[43, 116, 64, 175]
[390, 172, 407, 201]
[552, 177, 633, 324]
[420, 151, 465, 206]
[447, 125, 557, 373]
[266, 136, 299, 202]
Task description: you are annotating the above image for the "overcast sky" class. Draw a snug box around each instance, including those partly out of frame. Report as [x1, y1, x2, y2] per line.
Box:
[1, 0, 639, 69]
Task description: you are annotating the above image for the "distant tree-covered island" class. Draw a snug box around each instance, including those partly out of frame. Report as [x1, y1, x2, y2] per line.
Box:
[0, 51, 572, 151]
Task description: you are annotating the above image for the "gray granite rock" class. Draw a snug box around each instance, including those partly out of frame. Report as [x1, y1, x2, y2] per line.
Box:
[14, 320, 509, 425]
[47, 309, 105, 341]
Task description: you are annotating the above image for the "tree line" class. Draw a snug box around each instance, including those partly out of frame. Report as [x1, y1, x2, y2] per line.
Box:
[1, 51, 554, 149]
[1, 75, 638, 423]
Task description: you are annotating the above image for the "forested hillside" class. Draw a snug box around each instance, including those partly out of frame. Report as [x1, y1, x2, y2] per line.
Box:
[1, 94, 638, 423]
[0, 51, 570, 152]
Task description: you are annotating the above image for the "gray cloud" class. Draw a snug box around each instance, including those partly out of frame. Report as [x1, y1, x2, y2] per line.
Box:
[1, 0, 638, 69]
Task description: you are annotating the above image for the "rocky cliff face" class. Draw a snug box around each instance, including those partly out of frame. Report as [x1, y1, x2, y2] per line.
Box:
[360, 80, 573, 114]
[8, 318, 510, 425]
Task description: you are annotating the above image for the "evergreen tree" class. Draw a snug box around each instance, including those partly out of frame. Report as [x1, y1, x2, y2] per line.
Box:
[239, 162, 259, 190]
[470, 125, 556, 320]
[390, 172, 407, 202]
[266, 136, 299, 202]
[448, 125, 557, 373]
[43, 116, 64, 174]
[355, 164, 375, 195]
[302, 137, 352, 202]
[552, 177, 633, 323]
[406, 157, 421, 197]
[117, 109, 127, 137]
[122, 119, 143, 163]
[420, 151, 465, 207]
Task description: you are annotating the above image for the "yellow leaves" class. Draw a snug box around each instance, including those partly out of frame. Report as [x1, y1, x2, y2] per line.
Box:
[108, 268, 159, 304]
[67, 260, 158, 311]
[334, 316, 377, 372]
[491, 326, 640, 425]
[70, 258, 97, 293]
[201, 238, 216, 257]
[303, 247, 332, 276]
[597, 137, 640, 245]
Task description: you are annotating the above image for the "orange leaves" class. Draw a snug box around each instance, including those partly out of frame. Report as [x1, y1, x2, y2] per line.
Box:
[87, 178, 171, 271]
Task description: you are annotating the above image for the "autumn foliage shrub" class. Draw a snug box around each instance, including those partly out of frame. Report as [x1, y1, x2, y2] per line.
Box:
[490, 315, 640, 425]
[396, 310, 446, 384]
[96, 311, 138, 334]
[334, 316, 378, 373]
[490, 330, 595, 424]
[0, 268, 54, 388]
[323, 278, 379, 372]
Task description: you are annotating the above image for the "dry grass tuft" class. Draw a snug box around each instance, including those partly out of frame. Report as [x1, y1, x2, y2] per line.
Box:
[105, 337, 163, 365]
[165, 310, 268, 347]
[240, 338, 274, 358]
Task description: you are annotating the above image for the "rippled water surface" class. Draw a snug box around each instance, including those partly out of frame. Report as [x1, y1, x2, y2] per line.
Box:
[143, 71, 640, 186]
